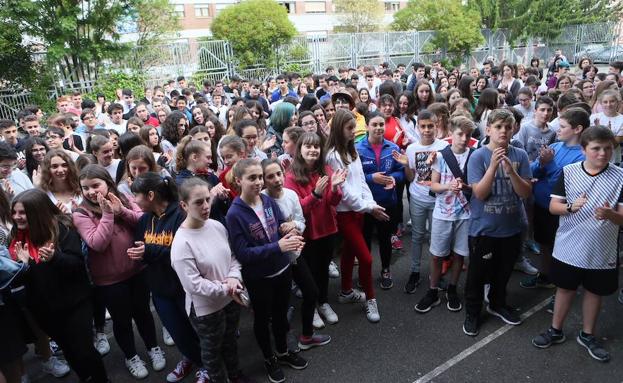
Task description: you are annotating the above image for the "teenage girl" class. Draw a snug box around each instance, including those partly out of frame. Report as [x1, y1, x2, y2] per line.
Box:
[225, 159, 308, 383]
[205, 115, 225, 171]
[325, 109, 389, 323]
[218, 136, 247, 200]
[279, 126, 305, 171]
[38, 149, 83, 213]
[117, 145, 170, 196]
[262, 158, 332, 350]
[590, 89, 623, 164]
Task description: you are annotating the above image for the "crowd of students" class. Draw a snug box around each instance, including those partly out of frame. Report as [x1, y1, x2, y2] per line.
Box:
[0, 52, 622, 383]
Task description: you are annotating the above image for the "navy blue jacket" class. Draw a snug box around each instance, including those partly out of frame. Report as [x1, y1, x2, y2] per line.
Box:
[225, 194, 289, 281]
[356, 136, 404, 206]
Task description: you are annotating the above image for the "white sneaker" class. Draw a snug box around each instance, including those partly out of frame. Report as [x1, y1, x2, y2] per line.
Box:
[148, 346, 166, 371]
[105, 309, 111, 320]
[125, 354, 149, 379]
[484, 284, 490, 304]
[162, 327, 175, 346]
[317, 303, 339, 324]
[364, 299, 380, 323]
[94, 332, 110, 356]
[41, 356, 70, 378]
[514, 256, 539, 275]
[338, 289, 366, 303]
[312, 309, 325, 329]
[328, 261, 340, 278]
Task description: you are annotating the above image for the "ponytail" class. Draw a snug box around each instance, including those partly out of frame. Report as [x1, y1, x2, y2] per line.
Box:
[131, 172, 179, 202]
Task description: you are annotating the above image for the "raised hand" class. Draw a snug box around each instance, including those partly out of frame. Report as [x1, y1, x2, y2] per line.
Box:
[314, 175, 329, 196]
[14, 242, 30, 263]
[56, 201, 69, 215]
[490, 147, 506, 171]
[106, 192, 123, 215]
[392, 150, 409, 166]
[539, 146, 554, 165]
[97, 193, 113, 214]
[32, 165, 42, 187]
[38, 242, 55, 262]
[331, 169, 347, 190]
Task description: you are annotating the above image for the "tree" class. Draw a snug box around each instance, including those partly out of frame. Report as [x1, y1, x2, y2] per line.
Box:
[134, 0, 181, 47]
[392, 0, 484, 54]
[210, 0, 297, 68]
[333, 0, 384, 33]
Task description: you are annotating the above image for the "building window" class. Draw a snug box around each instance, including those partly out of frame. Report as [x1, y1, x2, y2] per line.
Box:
[384, 2, 399, 12]
[194, 3, 210, 17]
[305, 1, 326, 13]
[279, 1, 296, 13]
[173, 4, 185, 17]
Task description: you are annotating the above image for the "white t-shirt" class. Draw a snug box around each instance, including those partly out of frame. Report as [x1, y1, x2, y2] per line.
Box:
[406, 139, 449, 203]
[589, 112, 623, 162]
[104, 159, 121, 181]
[105, 121, 127, 135]
[431, 149, 470, 221]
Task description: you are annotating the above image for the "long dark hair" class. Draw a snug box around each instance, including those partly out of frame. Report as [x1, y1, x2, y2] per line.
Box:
[474, 88, 499, 121]
[131, 172, 179, 203]
[161, 111, 187, 146]
[326, 109, 357, 165]
[78, 164, 130, 217]
[24, 137, 49, 179]
[458, 75, 475, 104]
[290, 132, 327, 185]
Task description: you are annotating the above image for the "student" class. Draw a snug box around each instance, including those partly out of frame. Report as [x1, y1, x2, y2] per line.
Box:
[38, 149, 83, 213]
[326, 109, 388, 323]
[23, 137, 48, 183]
[45, 127, 80, 161]
[392, 110, 448, 294]
[515, 96, 556, 161]
[356, 111, 404, 289]
[89, 135, 121, 181]
[73, 165, 165, 379]
[218, 136, 247, 200]
[117, 145, 170, 196]
[105, 103, 127, 135]
[0, 142, 33, 199]
[0, 119, 23, 151]
[171, 177, 251, 383]
[130, 173, 205, 383]
[262, 159, 332, 349]
[279, 126, 305, 171]
[589, 89, 623, 164]
[520, 108, 588, 300]
[21, 114, 42, 141]
[235, 120, 268, 161]
[515, 87, 536, 124]
[532, 127, 623, 362]
[462, 109, 532, 337]
[415, 116, 474, 313]
[9, 189, 108, 382]
[225, 159, 308, 383]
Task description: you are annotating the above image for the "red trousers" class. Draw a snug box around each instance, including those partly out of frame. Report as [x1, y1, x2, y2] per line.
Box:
[337, 211, 375, 300]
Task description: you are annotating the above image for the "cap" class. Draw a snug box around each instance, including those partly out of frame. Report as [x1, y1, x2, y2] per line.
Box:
[331, 90, 355, 110]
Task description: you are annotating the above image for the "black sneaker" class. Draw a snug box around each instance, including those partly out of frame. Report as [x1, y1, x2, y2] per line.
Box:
[532, 327, 566, 348]
[577, 331, 610, 362]
[520, 274, 555, 289]
[446, 285, 462, 312]
[545, 295, 555, 314]
[380, 269, 393, 290]
[276, 351, 308, 370]
[404, 272, 420, 294]
[486, 305, 522, 325]
[414, 289, 440, 313]
[264, 356, 285, 383]
[463, 314, 479, 336]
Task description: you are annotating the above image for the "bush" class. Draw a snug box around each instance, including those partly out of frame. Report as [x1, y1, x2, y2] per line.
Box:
[90, 70, 147, 102]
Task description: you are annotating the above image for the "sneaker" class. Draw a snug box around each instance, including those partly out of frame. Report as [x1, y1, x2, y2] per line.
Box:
[338, 289, 366, 303]
[577, 331, 610, 362]
[328, 261, 340, 278]
[380, 269, 393, 290]
[317, 303, 339, 324]
[514, 256, 539, 275]
[312, 309, 325, 329]
[520, 274, 555, 289]
[446, 285, 463, 312]
[483, 284, 490, 304]
[105, 309, 111, 320]
[415, 289, 441, 313]
[404, 272, 420, 294]
[486, 305, 522, 325]
[618, 289, 623, 305]
[545, 295, 555, 314]
[193, 369, 209, 383]
[41, 356, 70, 378]
[463, 314, 479, 336]
[94, 332, 110, 356]
[391, 235, 403, 250]
[166, 359, 193, 382]
[525, 240, 541, 255]
[298, 333, 331, 350]
[148, 346, 166, 371]
[276, 351, 308, 370]
[364, 299, 380, 323]
[265, 356, 285, 383]
[163, 327, 175, 346]
[532, 327, 566, 348]
[125, 354, 149, 379]
[287, 305, 295, 323]
[49, 340, 63, 356]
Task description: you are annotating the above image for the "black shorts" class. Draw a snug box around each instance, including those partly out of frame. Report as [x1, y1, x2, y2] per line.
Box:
[549, 257, 618, 296]
[533, 204, 559, 247]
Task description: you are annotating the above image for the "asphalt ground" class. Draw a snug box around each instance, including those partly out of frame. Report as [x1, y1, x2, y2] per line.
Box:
[26, 217, 623, 383]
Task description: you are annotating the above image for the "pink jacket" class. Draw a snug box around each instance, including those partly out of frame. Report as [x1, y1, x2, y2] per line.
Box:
[72, 198, 144, 286]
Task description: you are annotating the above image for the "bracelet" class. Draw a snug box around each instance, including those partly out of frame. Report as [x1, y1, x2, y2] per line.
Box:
[312, 190, 322, 199]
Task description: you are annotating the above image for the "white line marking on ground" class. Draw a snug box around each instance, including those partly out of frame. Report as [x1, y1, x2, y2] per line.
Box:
[413, 296, 551, 383]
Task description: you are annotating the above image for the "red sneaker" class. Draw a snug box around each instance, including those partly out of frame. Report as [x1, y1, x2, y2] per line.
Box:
[166, 359, 193, 383]
[391, 235, 403, 250]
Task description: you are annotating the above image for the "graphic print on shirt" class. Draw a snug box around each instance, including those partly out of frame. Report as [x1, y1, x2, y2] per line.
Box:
[144, 230, 174, 247]
[414, 151, 436, 185]
[483, 161, 520, 215]
[249, 204, 278, 241]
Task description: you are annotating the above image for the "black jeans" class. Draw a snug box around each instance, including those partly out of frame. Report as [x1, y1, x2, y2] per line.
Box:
[465, 234, 522, 316]
[302, 234, 335, 304]
[96, 271, 158, 358]
[363, 204, 398, 270]
[291, 257, 319, 337]
[244, 268, 291, 359]
[189, 302, 241, 383]
[92, 288, 106, 331]
[33, 301, 108, 383]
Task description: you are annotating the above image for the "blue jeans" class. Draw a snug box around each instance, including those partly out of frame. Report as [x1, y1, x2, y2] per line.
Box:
[409, 196, 435, 273]
[152, 293, 202, 366]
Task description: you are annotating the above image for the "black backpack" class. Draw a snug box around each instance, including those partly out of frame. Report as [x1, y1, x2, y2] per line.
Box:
[428, 145, 474, 200]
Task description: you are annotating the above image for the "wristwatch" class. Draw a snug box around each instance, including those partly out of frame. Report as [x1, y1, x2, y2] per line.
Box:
[566, 202, 573, 213]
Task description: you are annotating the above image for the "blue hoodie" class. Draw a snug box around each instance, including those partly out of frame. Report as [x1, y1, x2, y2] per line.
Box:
[225, 194, 290, 281]
[356, 136, 405, 206]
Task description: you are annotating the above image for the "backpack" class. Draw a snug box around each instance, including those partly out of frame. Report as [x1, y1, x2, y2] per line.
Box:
[428, 145, 474, 200]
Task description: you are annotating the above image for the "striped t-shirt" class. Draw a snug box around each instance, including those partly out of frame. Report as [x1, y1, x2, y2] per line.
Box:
[551, 162, 623, 269]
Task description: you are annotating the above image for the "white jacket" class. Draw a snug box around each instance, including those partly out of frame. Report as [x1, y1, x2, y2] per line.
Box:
[326, 149, 376, 213]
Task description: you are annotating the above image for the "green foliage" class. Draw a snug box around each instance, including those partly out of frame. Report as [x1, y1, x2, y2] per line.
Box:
[0, 22, 36, 88]
[211, 0, 297, 68]
[333, 0, 384, 33]
[90, 71, 147, 102]
[134, 0, 181, 46]
[392, 0, 484, 54]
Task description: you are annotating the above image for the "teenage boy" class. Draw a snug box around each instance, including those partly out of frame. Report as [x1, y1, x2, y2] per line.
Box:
[393, 110, 448, 293]
[271, 75, 297, 103]
[415, 116, 475, 313]
[0, 119, 23, 150]
[105, 103, 127, 135]
[515, 96, 556, 161]
[211, 91, 228, 128]
[45, 127, 79, 161]
[406, 63, 426, 92]
[463, 109, 532, 336]
[21, 114, 42, 139]
[520, 108, 588, 296]
[515, 87, 535, 125]
[0, 142, 33, 199]
[532, 127, 623, 362]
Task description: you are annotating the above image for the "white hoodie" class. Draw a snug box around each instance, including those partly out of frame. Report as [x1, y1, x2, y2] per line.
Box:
[326, 149, 376, 213]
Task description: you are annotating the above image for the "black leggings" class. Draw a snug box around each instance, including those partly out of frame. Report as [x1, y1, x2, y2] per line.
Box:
[92, 289, 106, 331]
[245, 268, 291, 359]
[302, 234, 336, 304]
[363, 205, 397, 270]
[291, 258, 319, 337]
[96, 271, 158, 358]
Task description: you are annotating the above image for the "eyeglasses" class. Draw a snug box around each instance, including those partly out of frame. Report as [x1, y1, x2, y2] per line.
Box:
[302, 120, 317, 127]
[242, 135, 258, 140]
[46, 135, 61, 140]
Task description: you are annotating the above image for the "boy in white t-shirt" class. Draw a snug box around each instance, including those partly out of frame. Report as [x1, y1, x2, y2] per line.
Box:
[415, 116, 475, 314]
[589, 89, 623, 164]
